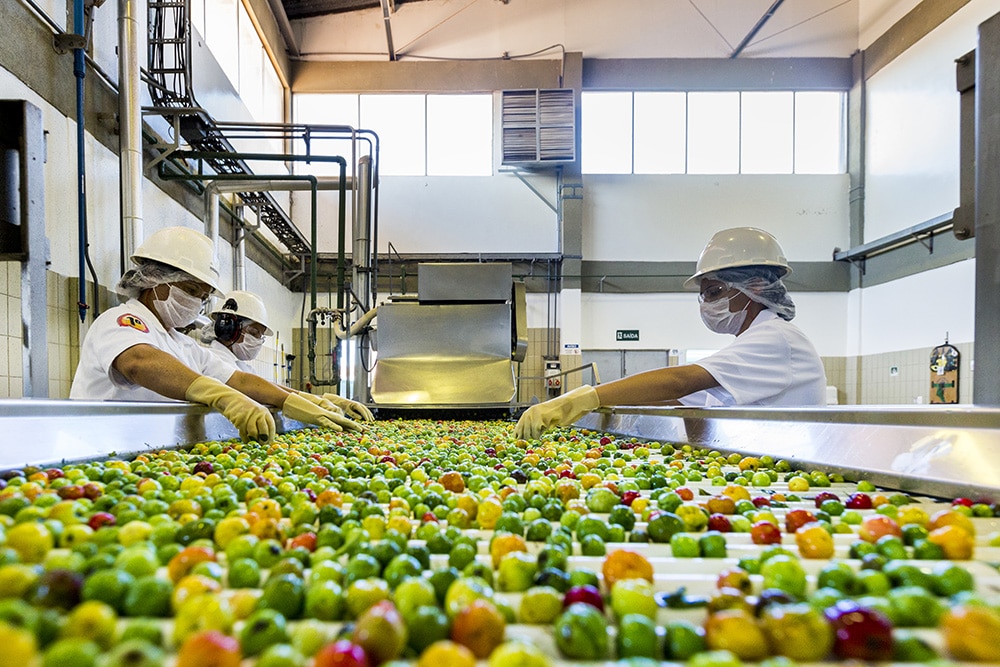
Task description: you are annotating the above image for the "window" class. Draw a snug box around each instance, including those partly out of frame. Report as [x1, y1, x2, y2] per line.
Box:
[795, 92, 845, 174]
[634, 92, 686, 174]
[427, 95, 492, 176]
[582, 90, 845, 175]
[204, 0, 239, 92]
[741, 91, 793, 174]
[688, 92, 740, 174]
[581, 92, 632, 174]
[361, 95, 426, 176]
[293, 93, 494, 177]
[292, 94, 360, 176]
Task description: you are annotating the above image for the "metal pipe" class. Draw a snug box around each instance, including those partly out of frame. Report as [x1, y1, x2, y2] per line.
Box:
[235, 224, 246, 290]
[354, 155, 373, 401]
[206, 187, 220, 259]
[74, 0, 87, 323]
[118, 0, 143, 266]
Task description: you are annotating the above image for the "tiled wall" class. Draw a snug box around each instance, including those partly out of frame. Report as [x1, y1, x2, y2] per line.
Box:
[0, 263, 23, 397]
[847, 342, 974, 405]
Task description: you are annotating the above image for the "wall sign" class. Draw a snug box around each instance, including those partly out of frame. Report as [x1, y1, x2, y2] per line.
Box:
[616, 330, 640, 341]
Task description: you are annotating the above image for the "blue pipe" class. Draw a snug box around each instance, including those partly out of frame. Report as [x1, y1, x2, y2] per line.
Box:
[74, 0, 88, 323]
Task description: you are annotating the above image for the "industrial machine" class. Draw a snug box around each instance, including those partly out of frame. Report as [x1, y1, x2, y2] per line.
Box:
[369, 262, 528, 407]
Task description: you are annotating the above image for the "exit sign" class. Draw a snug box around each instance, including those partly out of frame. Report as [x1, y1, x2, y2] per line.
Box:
[616, 329, 640, 341]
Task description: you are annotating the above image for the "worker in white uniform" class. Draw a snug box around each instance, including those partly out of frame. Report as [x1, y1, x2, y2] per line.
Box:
[200, 290, 373, 425]
[70, 226, 354, 442]
[515, 227, 827, 439]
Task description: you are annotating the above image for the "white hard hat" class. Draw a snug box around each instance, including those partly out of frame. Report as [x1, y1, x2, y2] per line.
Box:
[211, 290, 273, 335]
[683, 227, 791, 288]
[131, 226, 222, 294]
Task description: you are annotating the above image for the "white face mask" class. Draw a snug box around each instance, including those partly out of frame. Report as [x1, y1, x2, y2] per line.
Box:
[231, 333, 265, 361]
[153, 285, 205, 330]
[700, 291, 750, 335]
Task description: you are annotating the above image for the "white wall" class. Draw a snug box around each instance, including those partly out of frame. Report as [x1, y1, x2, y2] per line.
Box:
[296, 0, 859, 60]
[846, 259, 975, 357]
[579, 292, 848, 358]
[864, 0, 1000, 240]
[296, 174, 561, 255]
[583, 175, 850, 262]
[858, 0, 922, 49]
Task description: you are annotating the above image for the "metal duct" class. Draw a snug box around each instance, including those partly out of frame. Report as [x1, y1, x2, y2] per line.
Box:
[118, 0, 143, 260]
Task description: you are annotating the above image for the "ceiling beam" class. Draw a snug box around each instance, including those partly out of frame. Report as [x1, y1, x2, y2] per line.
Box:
[730, 0, 785, 59]
[380, 0, 396, 61]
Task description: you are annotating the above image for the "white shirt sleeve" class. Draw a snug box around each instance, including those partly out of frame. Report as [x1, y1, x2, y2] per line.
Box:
[687, 311, 826, 407]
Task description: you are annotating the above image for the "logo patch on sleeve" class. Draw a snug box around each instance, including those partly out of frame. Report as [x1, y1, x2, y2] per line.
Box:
[117, 314, 149, 333]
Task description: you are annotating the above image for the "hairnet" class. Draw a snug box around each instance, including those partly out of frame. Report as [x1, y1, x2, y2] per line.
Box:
[116, 259, 200, 299]
[709, 266, 796, 321]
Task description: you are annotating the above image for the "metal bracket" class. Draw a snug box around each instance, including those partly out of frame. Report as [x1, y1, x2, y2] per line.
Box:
[561, 182, 583, 200]
[53, 33, 87, 54]
[912, 230, 935, 253]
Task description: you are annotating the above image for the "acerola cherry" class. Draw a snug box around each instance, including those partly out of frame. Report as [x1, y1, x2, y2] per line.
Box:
[824, 600, 894, 661]
[563, 585, 604, 612]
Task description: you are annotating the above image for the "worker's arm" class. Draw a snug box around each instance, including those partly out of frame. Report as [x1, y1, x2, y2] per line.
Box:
[226, 371, 293, 407]
[595, 364, 719, 406]
[112, 344, 275, 442]
[112, 344, 201, 399]
[514, 364, 720, 441]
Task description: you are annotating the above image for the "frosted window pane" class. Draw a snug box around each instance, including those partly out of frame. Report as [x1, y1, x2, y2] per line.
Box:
[581, 92, 632, 174]
[293, 94, 359, 176]
[795, 92, 845, 174]
[361, 94, 426, 176]
[261, 59, 284, 125]
[204, 0, 239, 92]
[634, 92, 686, 174]
[427, 94, 492, 176]
[190, 0, 205, 39]
[741, 92, 793, 174]
[688, 92, 739, 174]
[237, 3, 263, 120]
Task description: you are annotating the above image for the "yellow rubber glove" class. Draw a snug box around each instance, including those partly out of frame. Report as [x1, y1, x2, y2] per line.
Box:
[321, 393, 374, 421]
[185, 375, 276, 443]
[514, 385, 600, 441]
[294, 390, 344, 415]
[282, 393, 362, 432]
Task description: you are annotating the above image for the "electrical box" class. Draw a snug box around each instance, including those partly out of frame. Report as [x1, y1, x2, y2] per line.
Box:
[545, 359, 562, 390]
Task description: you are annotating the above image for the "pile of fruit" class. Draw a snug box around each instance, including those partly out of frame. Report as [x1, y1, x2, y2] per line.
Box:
[0, 419, 998, 666]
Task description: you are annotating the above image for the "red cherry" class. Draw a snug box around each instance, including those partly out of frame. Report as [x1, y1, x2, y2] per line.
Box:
[621, 491, 641, 506]
[57, 485, 85, 500]
[750, 521, 782, 545]
[845, 493, 873, 509]
[88, 512, 116, 530]
[314, 640, 371, 667]
[562, 585, 604, 612]
[824, 600, 894, 661]
[784, 508, 817, 534]
[707, 513, 732, 532]
[814, 491, 840, 508]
